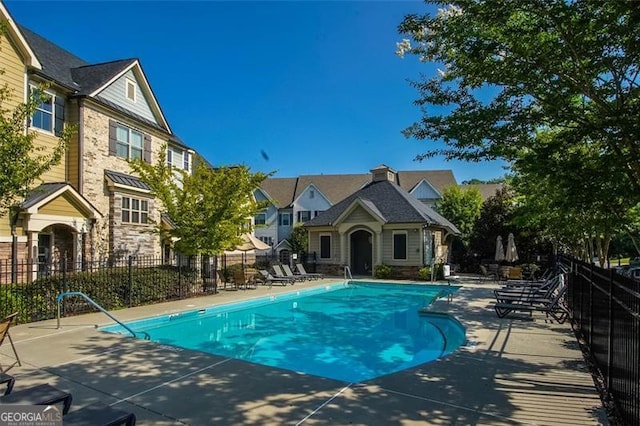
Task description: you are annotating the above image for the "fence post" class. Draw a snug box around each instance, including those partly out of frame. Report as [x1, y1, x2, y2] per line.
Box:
[606, 268, 614, 391]
[128, 256, 134, 308]
[588, 261, 593, 347]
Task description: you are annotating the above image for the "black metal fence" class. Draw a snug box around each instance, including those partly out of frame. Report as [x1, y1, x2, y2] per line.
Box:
[562, 256, 640, 425]
[0, 254, 250, 324]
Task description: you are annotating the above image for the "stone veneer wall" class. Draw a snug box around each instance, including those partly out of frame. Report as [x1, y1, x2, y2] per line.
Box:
[81, 105, 164, 259]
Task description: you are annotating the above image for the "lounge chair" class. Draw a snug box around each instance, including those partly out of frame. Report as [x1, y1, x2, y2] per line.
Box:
[63, 403, 136, 426]
[296, 264, 323, 280]
[0, 383, 73, 414]
[494, 274, 563, 303]
[281, 264, 307, 282]
[494, 280, 569, 323]
[271, 265, 292, 282]
[0, 313, 20, 373]
[479, 265, 497, 281]
[0, 372, 15, 395]
[258, 270, 294, 287]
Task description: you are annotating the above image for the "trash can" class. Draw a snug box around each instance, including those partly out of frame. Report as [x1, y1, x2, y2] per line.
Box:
[443, 264, 451, 277]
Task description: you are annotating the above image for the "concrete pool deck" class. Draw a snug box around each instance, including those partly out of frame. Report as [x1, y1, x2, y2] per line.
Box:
[1, 276, 608, 425]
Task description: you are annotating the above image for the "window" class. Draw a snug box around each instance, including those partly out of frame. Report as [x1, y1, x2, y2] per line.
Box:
[259, 236, 273, 246]
[122, 196, 149, 224]
[314, 210, 323, 217]
[126, 79, 136, 102]
[167, 147, 190, 171]
[310, 190, 315, 199]
[166, 150, 172, 166]
[297, 210, 311, 223]
[116, 125, 143, 160]
[183, 152, 190, 171]
[254, 213, 266, 225]
[320, 234, 331, 259]
[30, 85, 64, 135]
[279, 213, 292, 226]
[393, 231, 408, 260]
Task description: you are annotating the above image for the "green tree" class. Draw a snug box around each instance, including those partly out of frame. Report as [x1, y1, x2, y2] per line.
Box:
[398, 1, 640, 191]
[130, 148, 271, 255]
[434, 185, 482, 246]
[288, 224, 308, 257]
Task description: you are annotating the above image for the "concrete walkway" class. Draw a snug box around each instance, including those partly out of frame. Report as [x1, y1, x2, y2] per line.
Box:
[1, 276, 608, 425]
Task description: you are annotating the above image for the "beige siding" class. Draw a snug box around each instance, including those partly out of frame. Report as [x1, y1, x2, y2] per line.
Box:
[34, 131, 67, 182]
[0, 33, 26, 111]
[343, 206, 375, 223]
[39, 193, 86, 216]
[381, 227, 422, 265]
[308, 229, 340, 263]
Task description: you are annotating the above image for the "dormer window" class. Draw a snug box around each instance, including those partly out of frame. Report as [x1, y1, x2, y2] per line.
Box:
[126, 79, 136, 102]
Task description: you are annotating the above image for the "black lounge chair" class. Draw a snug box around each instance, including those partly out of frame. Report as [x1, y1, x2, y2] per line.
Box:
[63, 403, 136, 426]
[0, 372, 15, 395]
[494, 274, 563, 304]
[494, 282, 569, 323]
[259, 270, 293, 287]
[0, 383, 73, 414]
[0, 313, 21, 373]
[296, 264, 323, 280]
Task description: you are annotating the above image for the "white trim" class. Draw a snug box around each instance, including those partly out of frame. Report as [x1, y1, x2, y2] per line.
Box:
[333, 198, 386, 227]
[28, 83, 57, 134]
[107, 181, 152, 195]
[0, 236, 28, 243]
[88, 60, 171, 132]
[24, 184, 101, 218]
[319, 233, 332, 259]
[23, 213, 91, 233]
[125, 78, 137, 102]
[0, 3, 42, 69]
[293, 183, 331, 206]
[409, 178, 442, 198]
[392, 230, 408, 261]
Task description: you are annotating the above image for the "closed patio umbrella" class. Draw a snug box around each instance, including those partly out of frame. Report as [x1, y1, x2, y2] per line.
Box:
[505, 233, 519, 263]
[494, 236, 505, 262]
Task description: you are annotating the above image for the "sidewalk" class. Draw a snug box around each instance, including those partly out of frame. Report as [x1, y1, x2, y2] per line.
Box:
[0, 276, 608, 425]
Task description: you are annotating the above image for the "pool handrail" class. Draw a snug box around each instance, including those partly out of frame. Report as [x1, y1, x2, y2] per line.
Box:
[344, 266, 353, 281]
[55, 291, 150, 340]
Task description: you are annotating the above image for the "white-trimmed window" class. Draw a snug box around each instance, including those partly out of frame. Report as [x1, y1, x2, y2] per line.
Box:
[116, 125, 143, 160]
[297, 210, 311, 223]
[320, 234, 331, 259]
[30, 85, 64, 135]
[122, 196, 149, 224]
[126, 79, 137, 102]
[310, 190, 315, 199]
[167, 146, 190, 172]
[393, 231, 408, 260]
[254, 213, 266, 226]
[279, 213, 292, 226]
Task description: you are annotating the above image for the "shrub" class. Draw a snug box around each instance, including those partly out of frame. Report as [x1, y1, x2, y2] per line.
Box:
[375, 263, 392, 278]
[418, 266, 431, 281]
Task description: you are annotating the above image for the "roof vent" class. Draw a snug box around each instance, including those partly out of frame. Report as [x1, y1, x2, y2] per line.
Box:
[370, 164, 397, 183]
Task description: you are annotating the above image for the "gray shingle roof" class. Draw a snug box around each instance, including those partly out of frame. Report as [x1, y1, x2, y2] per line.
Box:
[71, 59, 137, 95]
[305, 180, 460, 234]
[20, 183, 69, 209]
[19, 26, 88, 90]
[105, 170, 151, 191]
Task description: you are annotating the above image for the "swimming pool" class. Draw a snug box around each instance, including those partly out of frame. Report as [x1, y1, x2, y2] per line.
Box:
[102, 282, 465, 383]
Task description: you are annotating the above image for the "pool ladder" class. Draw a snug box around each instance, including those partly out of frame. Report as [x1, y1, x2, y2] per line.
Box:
[55, 291, 150, 340]
[344, 266, 353, 283]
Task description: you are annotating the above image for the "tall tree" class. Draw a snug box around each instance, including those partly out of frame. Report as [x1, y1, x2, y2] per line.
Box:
[130, 148, 271, 255]
[398, 1, 640, 191]
[434, 185, 482, 247]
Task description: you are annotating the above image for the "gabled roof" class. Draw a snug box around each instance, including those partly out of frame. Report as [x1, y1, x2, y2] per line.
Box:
[396, 170, 456, 195]
[20, 182, 101, 218]
[0, 5, 41, 68]
[305, 180, 460, 234]
[19, 25, 87, 89]
[459, 183, 504, 201]
[259, 178, 298, 208]
[295, 174, 370, 205]
[105, 170, 151, 192]
[70, 59, 136, 95]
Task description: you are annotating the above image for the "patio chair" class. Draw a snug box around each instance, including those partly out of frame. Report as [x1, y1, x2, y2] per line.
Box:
[494, 274, 563, 304]
[258, 270, 294, 287]
[296, 264, 323, 280]
[479, 265, 497, 281]
[281, 264, 307, 282]
[63, 403, 136, 426]
[493, 280, 569, 323]
[232, 269, 256, 290]
[0, 383, 73, 414]
[0, 312, 21, 373]
[271, 265, 292, 282]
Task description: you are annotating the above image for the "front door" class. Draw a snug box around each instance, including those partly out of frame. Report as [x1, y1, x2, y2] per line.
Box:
[350, 230, 372, 275]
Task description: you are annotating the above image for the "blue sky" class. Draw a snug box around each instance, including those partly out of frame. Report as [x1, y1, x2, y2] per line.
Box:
[7, 1, 508, 182]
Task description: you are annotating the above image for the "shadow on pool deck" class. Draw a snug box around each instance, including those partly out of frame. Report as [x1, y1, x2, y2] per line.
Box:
[1, 276, 609, 425]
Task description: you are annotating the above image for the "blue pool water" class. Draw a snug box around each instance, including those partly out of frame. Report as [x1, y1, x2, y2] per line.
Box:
[102, 282, 465, 382]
